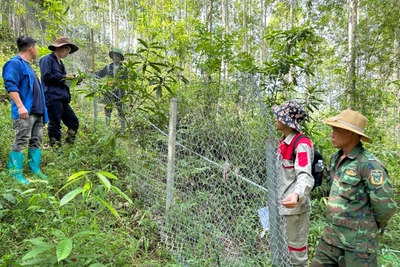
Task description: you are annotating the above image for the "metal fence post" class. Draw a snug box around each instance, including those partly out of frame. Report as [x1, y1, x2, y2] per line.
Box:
[166, 98, 177, 215]
[265, 139, 292, 267]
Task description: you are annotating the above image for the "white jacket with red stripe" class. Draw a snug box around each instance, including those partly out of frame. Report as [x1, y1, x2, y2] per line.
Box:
[277, 132, 314, 215]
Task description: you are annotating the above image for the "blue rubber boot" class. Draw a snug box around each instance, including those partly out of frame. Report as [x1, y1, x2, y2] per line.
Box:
[8, 151, 30, 185]
[27, 149, 47, 179]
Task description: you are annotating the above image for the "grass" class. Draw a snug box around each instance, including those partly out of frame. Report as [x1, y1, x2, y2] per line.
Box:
[0, 99, 177, 266]
[0, 96, 399, 266]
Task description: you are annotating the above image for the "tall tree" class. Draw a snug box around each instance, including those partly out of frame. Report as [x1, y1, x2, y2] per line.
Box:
[346, 0, 357, 108]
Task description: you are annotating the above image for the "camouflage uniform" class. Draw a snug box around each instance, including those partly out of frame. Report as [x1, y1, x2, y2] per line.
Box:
[311, 144, 397, 267]
[95, 63, 127, 129]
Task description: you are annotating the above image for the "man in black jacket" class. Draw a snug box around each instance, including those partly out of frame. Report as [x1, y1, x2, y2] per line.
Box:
[39, 37, 79, 152]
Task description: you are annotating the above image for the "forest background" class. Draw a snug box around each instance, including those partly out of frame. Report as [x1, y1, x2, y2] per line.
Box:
[0, 0, 399, 266]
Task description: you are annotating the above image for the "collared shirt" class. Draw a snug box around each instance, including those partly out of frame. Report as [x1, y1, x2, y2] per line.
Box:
[323, 143, 397, 253]
[277, 132, 314, 215]
[39, 52, 71, 102]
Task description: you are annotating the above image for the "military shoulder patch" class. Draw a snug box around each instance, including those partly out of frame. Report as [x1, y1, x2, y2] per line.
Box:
[370, 170, 384, 185]
[346, 170, 357, 176]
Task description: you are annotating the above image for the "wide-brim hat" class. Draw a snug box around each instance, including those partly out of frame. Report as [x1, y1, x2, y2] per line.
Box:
[48, 37, 79, 54]
[324, 109, 372, 143]
[273, 100, 307, 132]
[109, 48, 124, 61]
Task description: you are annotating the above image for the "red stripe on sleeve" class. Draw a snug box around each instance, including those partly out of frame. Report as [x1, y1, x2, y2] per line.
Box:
[297, 151, 309, 167]
[288, 246, 307, 252]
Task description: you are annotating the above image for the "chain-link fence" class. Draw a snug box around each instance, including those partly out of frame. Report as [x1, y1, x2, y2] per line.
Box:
[122, 75, 292, 266]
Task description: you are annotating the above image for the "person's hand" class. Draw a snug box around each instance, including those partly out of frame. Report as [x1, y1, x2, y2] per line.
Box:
[65, 73, 76, 80]
[280, 193, 299, 209]
[18, 106, 29, 119]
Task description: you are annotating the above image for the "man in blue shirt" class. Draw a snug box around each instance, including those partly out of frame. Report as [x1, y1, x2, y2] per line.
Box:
[39, 37, 79, 152]
[2, 36, 49, 184]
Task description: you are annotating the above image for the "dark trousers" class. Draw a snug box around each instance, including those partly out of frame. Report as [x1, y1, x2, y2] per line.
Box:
[104, 101, 125, 120]
[103, 89, 125, 128]
[46, 99, 79, 141]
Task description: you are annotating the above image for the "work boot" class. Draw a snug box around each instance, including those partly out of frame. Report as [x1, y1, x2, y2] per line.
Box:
[8, 151, 30, 185]
[50, 137, 62, 154]
[27, 149, 47, 179]
[65, 129, 77, 144]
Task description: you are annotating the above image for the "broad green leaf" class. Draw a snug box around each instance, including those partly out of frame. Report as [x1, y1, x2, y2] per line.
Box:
[26, 205, 41, 211]
[22, 245, 55, 261]
[96, 173, 111, 190]
[96, 171, 117, 180]
[67, 171, 92, 182]
[148, 63, 161, 73]
[57, 179, 82, 195]
[51, 229, 66, 239]
[23, 237, 48, 246]
[59, 188, 84, 207]
[111, 186, 133, 204]
[137, 38, 148, 48]
[89, 263, 107, 267]
[150, 62, 168, 67]
[85, 92, 97, 98]
[163, 85, 173, 95]
[21, 188, 36, 195]
[2, 193, 16, 204]
[82, 182, 93, 198]
[94, 196, 119, 218]
[56, 239, 73, 262]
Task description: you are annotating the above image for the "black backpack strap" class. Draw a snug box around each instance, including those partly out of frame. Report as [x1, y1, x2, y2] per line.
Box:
[290, 133, 308, 161]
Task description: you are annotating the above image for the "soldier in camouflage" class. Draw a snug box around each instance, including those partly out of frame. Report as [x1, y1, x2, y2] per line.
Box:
[90, 48, 127, 130]
[311, 109, 397, 267]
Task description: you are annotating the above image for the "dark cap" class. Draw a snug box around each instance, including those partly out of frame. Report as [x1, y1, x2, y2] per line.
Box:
[17, 35, 37, 51]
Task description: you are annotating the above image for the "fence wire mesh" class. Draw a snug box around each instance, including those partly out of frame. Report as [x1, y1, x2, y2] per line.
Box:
[124, 75, 293, 266]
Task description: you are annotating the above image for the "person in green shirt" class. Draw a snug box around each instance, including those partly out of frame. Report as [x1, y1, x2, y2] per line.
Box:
[311, 109, 397, 267]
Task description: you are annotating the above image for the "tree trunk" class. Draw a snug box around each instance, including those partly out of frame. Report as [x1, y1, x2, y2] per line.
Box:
[259, 0, 267, 65]
[242, 0, 247, 52]
[346, 0, 358, 109]
[288, 0, 295, 89]
[396, 25, 400, 144]
[221, 0, 229, 79]
[304, 0, 312, 103]
[114, 0, 119, 47]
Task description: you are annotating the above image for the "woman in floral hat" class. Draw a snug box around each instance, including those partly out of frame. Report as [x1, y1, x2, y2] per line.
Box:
[273, 99, 314, 267]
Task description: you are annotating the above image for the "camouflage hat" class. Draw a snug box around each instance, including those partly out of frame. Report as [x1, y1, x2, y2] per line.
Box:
[109, 48, 124, 61]
[273, 100, 307, 132]
[324, 109, 372, 143]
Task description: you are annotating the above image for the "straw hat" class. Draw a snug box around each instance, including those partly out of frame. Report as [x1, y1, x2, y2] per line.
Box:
[324, 109, 372, 143]
[48, 37, 79, 54]
[273, 100, 307, 132]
